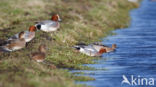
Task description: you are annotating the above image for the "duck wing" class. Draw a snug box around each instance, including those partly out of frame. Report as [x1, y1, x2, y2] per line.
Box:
[38, 20, 58, 27]
[8, 33, 19, 40]
[31, 52, 45, 60]
[0, 46, 11, 52]
[82, 48, 98, 56]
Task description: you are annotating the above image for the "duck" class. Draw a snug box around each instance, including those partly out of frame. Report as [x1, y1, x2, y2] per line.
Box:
[35, 14, 61, 32]
[30, 44, 47, 62]
[8, 25, 37, 42]
[0, 31, 26, 52]
[91, 42, 117, 53]
[72, 43, 107, 57]
[72, 42, 117, 56]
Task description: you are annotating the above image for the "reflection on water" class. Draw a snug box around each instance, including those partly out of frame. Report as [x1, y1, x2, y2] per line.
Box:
[72, 0, 156, 87]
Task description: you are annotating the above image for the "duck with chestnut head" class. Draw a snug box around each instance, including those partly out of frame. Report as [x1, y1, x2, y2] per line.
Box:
[72, 42, 117, 56]
[35, 14, 61, 32]
[72, 43, 107, 57]
[8, 25, 37, 43]
[90, 42, 117, 53]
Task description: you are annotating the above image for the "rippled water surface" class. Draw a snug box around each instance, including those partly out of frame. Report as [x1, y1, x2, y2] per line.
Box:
[72, 0, 156, 87]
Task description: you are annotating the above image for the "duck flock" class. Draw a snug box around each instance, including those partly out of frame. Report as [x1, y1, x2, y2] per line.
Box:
[0, 14, 117, 62]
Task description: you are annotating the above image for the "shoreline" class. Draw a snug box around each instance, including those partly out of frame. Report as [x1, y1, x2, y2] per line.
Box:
[0, 0, 139, 87]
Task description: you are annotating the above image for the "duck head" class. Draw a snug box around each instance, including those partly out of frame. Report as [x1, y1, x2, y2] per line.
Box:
[112, 44, 117, 49]
[94, 48, 107, 57]
[29, 25, 37, 32]
[51, 14, 62, 22]
[99, 48, 107, 54]
[38, 44, 47, 53]
[19, 31, 25, 39]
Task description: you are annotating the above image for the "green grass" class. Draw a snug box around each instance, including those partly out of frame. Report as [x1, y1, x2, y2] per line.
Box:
[0, 0, 138, 87]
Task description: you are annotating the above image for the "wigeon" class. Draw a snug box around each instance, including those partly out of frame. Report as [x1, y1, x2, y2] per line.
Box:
[73, 42, 117, 56]
[72, 43, 107, 57]
[31, 44, 47, 62]
[35, 14, 61, 32]
[91, 42, 117, 53]
[0, 31, 26, 52]
[8, 26, 37, 42]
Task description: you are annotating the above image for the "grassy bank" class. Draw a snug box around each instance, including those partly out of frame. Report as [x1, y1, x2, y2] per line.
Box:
[0, 0, 138, 87]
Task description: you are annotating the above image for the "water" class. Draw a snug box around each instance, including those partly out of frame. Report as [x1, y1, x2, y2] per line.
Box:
[72, 0, 156, 87]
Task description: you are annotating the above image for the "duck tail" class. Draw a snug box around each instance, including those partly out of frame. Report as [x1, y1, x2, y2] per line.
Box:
[112, 44, 117, 49]
[34, 24, 41, 30]
[72, 45, 81, 49]
[0, 46, 7, 52]
[0, 40, 9, 46]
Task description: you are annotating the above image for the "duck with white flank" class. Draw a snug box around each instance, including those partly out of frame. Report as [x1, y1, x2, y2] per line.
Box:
[8, 26, 37, 43]
[35, 14, 61, 32]
[0, 31, 26, 52]
[72, 42, 117, 57]
[91, 42, 117, 53]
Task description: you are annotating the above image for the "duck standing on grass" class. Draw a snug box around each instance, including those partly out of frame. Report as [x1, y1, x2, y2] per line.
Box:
[31, 44, 47, 62]
[0, 31, 26, 52]
[35, 14, 61, 33]
[8, 25, 37, 42]
[30, 44, 57, 69]
[72, 42, 117, 57]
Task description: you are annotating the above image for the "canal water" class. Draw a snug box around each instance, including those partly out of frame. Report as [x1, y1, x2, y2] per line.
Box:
[72, 0, 156, 87]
